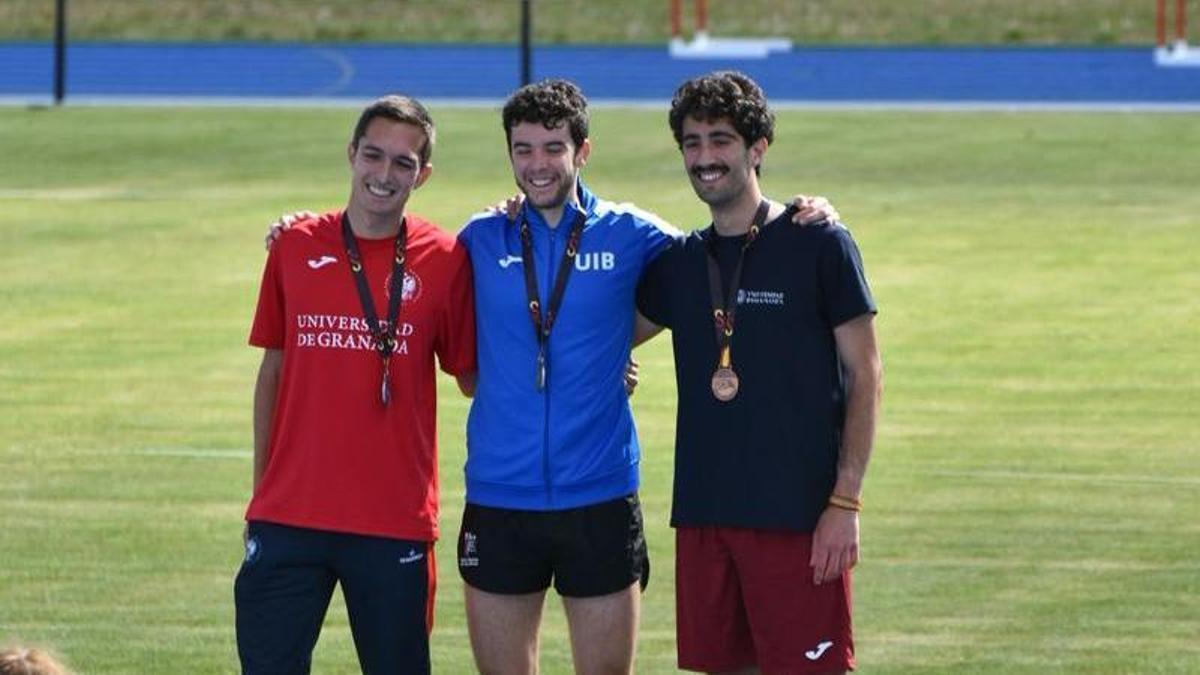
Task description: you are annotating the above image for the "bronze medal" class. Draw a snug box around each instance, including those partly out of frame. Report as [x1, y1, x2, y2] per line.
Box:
[711, 366, 739, 402]
[704, 201, 771, 404]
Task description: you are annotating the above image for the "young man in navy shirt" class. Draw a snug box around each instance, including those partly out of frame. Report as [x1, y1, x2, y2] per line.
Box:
[637, 71, 882, 674]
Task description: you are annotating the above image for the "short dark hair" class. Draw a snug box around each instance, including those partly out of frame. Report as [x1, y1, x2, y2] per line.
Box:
[502, 79, 589, 149]
[668, 70, 775, 149]
[350, 94, 436, 166]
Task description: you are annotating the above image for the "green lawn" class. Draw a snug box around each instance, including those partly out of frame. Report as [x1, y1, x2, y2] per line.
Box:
[1, 105, 1198, 673]
[0, 0, 1164, 46]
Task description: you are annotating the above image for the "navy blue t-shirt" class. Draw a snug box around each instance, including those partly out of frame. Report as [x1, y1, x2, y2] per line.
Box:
[636, 211, 876, 533]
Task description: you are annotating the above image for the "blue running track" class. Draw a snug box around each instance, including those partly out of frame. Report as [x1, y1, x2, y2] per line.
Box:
[2, 42, 1199, 107]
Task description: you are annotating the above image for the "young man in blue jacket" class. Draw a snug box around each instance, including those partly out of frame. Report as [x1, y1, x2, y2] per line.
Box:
[455, 80, 671, 675]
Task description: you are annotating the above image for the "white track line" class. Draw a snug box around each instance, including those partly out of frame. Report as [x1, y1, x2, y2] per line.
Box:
[133, 448, 250, 459]
[927, 468, 1200, 487]
[126, 449, 1200, 486]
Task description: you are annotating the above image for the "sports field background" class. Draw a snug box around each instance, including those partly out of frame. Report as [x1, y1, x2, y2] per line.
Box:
[1, 103, 1197, 673]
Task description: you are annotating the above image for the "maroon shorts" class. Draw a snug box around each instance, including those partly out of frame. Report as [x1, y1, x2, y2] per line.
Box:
[675, 526, 854, 674]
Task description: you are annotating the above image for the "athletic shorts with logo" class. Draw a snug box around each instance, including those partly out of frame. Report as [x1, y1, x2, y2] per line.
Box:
[676, 526, 854, 674]
[457, 494, 649, 597]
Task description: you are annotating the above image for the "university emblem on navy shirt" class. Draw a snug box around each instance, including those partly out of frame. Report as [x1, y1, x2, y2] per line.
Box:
[737, 288, 786, 306]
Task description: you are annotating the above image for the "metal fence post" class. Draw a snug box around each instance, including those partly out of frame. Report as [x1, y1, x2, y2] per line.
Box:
[54, 0, 67, 104]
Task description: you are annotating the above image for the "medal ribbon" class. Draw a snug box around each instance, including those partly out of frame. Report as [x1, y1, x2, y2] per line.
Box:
[340, 212, 408, 406]
[519, 208, 588, 391]
[704, 200, 772, 373]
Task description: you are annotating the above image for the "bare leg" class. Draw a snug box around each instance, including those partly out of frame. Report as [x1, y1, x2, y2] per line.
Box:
[465, 584, 547, 675]
[561, 581, 640, 675]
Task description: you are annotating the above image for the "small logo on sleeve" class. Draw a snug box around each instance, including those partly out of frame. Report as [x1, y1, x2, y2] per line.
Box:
[498, 255, 523, 269]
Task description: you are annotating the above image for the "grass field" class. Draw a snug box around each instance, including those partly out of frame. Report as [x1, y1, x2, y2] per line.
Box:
[0, 0, 1163, 46]
[1, 104, 1198, 673]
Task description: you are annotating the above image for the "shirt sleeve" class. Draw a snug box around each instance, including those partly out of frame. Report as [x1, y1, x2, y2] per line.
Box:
[456, 220, 474, 252]
[636, 238, 680, 329]
[249, 246, 286, 348]
[818, 225, 878, 328]
[435, 241, 478, 376]
[638, 214, 682, 270]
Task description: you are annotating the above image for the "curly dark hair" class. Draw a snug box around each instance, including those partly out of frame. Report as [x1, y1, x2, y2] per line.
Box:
[502, 79, 589, 149]
[350, 94, 436, 166]
[668, 71, 774, 149]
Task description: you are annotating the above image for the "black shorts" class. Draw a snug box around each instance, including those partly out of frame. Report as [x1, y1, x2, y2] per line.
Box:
[457, 494, 649, 598]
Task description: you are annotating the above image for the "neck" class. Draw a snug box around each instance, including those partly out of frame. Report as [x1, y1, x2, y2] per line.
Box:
[536, 182, 581, 229]
[346, 204, 403, 239]
[710, 186, 766, 237]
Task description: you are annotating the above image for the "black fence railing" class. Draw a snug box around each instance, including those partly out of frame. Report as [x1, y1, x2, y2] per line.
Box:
[39, 0, 539, 105]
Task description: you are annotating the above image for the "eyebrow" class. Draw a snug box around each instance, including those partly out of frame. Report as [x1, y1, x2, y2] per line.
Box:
[682, 129, 737, 142]
[362, 142, 418, 162]
[512, 140, 567, 149]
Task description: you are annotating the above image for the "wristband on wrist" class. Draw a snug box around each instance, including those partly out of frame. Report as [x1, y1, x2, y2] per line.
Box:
[828, 494, 863, 512]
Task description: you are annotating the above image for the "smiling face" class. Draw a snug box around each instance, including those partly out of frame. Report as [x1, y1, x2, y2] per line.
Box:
[508, 121, 590, 222]
[346, 117, 432, 230]
[679, 116, 766, 210]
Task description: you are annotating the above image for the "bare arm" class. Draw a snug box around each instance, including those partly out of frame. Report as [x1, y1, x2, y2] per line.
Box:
[252, 349, 284, 493]
[810, 313, 882, 584]
[633, 310, 664, 347]
[831, 313, 882, 499]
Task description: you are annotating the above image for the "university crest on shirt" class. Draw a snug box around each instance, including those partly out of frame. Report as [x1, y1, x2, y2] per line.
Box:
[386, 271, 423, 304]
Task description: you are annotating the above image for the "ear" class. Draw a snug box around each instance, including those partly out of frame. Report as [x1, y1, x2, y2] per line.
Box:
[347, 142, 356, 165]
[749, 137, 768, 169]
[413, 163, 434, 190]
[574, 138, 592, 168]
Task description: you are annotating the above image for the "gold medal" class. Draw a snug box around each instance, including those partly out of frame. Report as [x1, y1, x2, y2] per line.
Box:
[711, 346, 739, 402]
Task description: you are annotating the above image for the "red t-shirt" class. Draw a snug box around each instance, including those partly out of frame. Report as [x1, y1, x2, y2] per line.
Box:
[247, 210, 476, 541]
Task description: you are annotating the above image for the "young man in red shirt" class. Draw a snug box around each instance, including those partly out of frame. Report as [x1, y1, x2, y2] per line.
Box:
[236, 95, 476, 674]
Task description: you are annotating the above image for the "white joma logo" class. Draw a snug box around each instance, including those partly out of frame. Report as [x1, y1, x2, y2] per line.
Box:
[498, 255, 523, 268]
[805, 640, 833, 661]
[307, 255, 337, 269]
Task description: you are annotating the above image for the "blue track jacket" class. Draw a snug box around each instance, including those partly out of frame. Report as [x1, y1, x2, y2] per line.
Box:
[458, 182, 677, 510]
